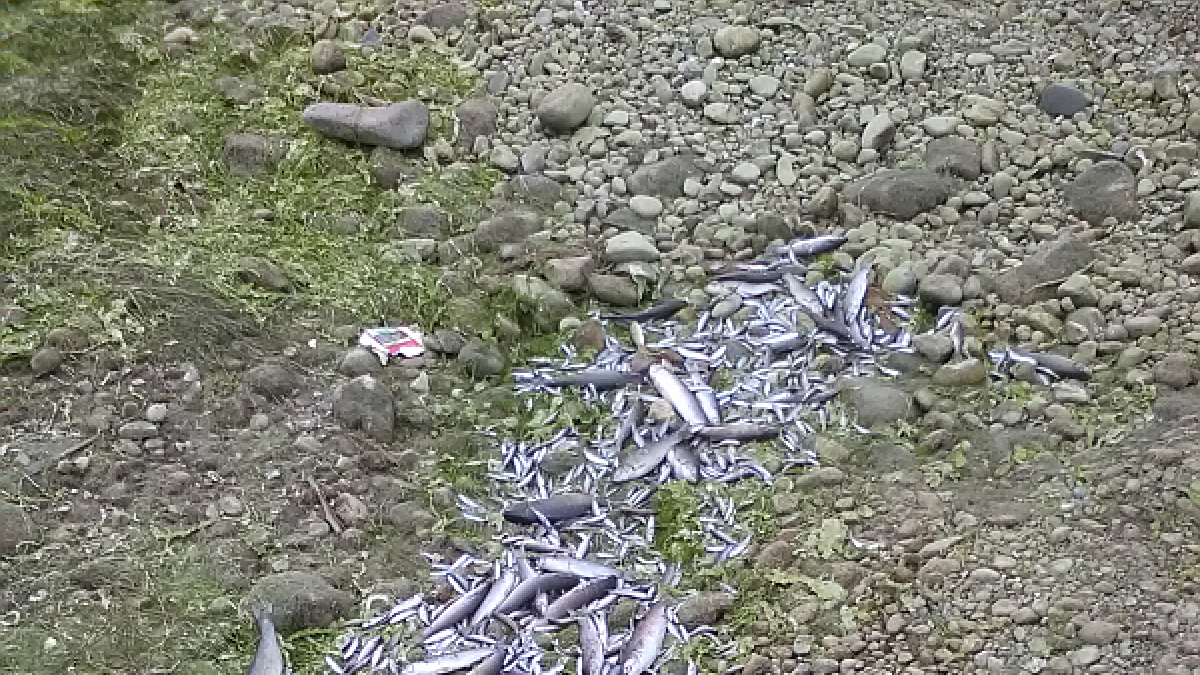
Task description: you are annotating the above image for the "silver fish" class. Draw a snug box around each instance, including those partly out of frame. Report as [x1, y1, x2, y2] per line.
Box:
[541, 575, 620, 620]
[497, 573, 581, 614]
[467, 644, 508, 675]
[648, 365, 708, 430]
[613, 428, 693, 483]
[772, 234, 847, 258]
[504, 494, 598, 525]
[400, 648, 495, 675]
[696, 424, 781, 442]
[246, 605, 286, 675]
[420, 583, 491, 639]
[578, 613, 609, 675]
[470, 569, 519, 628]
[618, 602, 668, 675]
[540, 557, 624, 580]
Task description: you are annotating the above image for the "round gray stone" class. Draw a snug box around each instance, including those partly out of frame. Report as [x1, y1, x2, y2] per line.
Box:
[536, 83, 595, 134]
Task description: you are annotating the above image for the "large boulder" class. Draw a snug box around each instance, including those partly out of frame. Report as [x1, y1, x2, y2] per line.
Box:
[473, 209, 544, 251]
[245, 571, 355, 634]
[991, 235, 1094, 303]
[838, 378, 916, 427]
[627, 155, 699, 199]
[512, 275, 575, 332]
[535, 83, 594, 134]
[0, 502, 38, 556]
[302, 101, 430, 150]
[1064, 160, 1139, 225]
[925, 137, 982, 180]
[394, 206, 450, 239]
[1038, 83, 1088, 117]
[333, 375, 395, 441]
[712, 26, 761, 58]
[843, 170, 951, 220]
[455, 98, 498, 148]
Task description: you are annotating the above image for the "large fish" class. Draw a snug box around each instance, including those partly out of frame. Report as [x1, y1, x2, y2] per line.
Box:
[469, 569, 519, 628]
[400, 648, 495, 675]
[503, 494, 598, 525]
[541, 575, 620, 620]
[697, 424, 781, 442]
[246, 605, 286, 675]
[618, 601, 669, 675]
[496, 573, 580, 614]
[420, 583, 491, 639]
[578, 613, 608, 675]
[647, 365, 708, 430]
[771, 234, 847, 258]
[534, 370, 644, 390]
[601, 299, 688, 322]
[613, 428, 693, 483]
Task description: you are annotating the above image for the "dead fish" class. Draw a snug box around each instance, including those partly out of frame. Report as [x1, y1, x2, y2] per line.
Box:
[497, 573, 580, 614]
[420, 583, 491, 639]
[666, 444, 700, 483]
[782, 273, 827, 317]
[647, 365, 709, 430]
[503, 494, 598, 525]
[697, 424, 781, 442]
[535, 370, 644, 390]
[614, 396, 647, 449]
[771, 234, 847, 258]
[541, 575, 621, 620]
[400, 648, 496, 675]
[613, 428, 693, 483]
[601, 299, 688, 322]
[578, 613, 608, 675]
[540, 557, 624, 580]
[1021, 350, 1090, 381]
[713, 269, 785, 283]
[470, 569, 519, 628]
[247, 605, 286, 675]
[467, 644, 508, 675]
[618, 601, 669, 675]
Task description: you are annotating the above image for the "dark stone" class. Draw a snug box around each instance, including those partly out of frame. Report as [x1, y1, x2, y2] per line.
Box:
[504, 175, 563, 209]
[245, 363, 301, 398]
[455, 98, 498, 148]
[417, 2, 471, 28]
[0, 502, 38, 556]
[458, 339, 507, 379]
[394, 206, 450, 239]
[333, 374, 395, 441]
[991, 235, 1094, 303]
[676, 592, 736, 627]
[474, 209, 544, 251]
[924, 137, 982, 180]
[234, 256, 292, 292]
[214, 76, 263, 105]
[1039, 83, 1088, 117]
[1065, 160, 1139, 225]
[245, 571, 355, 634]
[627, 154, 699, 199]
[753, 211, 792, 240]
[370, 147, 421, 189]
[223, 133, 286, 177]
[843, 170, 951, 220]
[302, 101, 430, 150]
[838, 378, 917, 427]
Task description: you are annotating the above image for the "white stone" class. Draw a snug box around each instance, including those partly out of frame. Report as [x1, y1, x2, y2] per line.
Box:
[629, 195, 664, 219]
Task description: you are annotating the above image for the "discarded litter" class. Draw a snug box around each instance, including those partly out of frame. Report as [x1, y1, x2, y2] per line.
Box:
[359, 326, 424, 364]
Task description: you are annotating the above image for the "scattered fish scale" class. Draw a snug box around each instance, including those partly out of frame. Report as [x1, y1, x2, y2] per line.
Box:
[325, 234, 1081, 675]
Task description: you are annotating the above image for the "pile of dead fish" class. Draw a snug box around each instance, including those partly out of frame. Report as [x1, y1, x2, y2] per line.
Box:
[319, 233, 1091, 675]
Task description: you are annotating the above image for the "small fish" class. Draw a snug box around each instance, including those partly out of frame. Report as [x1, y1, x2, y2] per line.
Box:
[1021, 350, 1090, 381]
[246, 605, 286, 675]
[601, 299, 688, 322]
[618, 601, 669, 675]
[504, 494, 598, 525]
[713, 269, 784, 283]
[666, 444, 700, 483]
